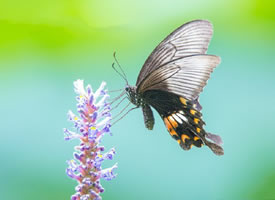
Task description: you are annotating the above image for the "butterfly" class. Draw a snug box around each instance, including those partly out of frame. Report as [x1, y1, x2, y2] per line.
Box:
[114, 20, 224, 155]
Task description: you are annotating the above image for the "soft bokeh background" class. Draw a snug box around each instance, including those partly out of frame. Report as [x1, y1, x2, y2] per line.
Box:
[1, 0, 275, 199]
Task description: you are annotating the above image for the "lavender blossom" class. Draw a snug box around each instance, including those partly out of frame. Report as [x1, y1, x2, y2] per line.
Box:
[64, 80, 117, 200]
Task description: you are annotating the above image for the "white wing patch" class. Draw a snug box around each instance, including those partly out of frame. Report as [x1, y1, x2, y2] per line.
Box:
[172, 113, 183, 124]
[176, 112, 188, 123]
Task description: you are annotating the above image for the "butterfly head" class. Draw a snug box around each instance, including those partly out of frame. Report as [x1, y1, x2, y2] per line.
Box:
[125, 85, 142, 107]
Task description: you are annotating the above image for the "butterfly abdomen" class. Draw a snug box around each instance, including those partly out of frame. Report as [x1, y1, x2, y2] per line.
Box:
[142, 104, 155, 130]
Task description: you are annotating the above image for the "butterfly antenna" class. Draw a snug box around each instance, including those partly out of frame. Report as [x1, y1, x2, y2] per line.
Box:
[112, 62, 128, 84]
[113, 52, 128, 84]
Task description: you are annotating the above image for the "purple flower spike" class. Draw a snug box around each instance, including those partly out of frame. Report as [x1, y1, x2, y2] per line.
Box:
[64, 80, 117, 200]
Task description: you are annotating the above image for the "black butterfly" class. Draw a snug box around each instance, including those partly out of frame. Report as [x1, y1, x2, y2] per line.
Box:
[114, 20, 224, 155]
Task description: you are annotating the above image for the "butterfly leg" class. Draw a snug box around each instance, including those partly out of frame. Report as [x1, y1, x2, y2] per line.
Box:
[111, 105, 138, 126]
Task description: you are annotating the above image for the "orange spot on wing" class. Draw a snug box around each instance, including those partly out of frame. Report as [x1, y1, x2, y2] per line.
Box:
[190, 109, 197, 115]
[194, 118, 199, 124]
[194, 136, 200, 141]
[177, 139, 181, 144]
[164, 118, 172, 130]
[179, 97, 187, 105]
[168, 116, 178, 128]
[196, 127, 201, 133]
[169, 128, 178, 137]
[181, 134, 190, 142]
[164, 118, 178, 137]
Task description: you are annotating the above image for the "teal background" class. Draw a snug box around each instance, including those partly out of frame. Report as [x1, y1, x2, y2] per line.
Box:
[1, 0, 275, 199]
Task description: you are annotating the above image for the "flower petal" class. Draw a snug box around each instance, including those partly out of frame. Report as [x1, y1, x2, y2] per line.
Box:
[100, 163, 118, 181]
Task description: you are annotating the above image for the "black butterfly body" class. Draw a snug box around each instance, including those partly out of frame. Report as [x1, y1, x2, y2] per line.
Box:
[125, 20, 224, 155]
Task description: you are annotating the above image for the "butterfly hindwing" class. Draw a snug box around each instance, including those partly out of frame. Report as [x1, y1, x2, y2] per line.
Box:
[143, 90, 207, 150]
[142, 89, 224, 155]
[163, 111, 204, 150]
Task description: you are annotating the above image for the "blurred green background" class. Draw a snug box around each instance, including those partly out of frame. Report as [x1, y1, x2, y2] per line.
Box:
[1, 0, 275, 199]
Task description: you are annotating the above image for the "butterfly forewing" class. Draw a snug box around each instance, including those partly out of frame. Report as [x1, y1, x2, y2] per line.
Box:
[136, 20, 213, 86]
[138, 54, 220, 100]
